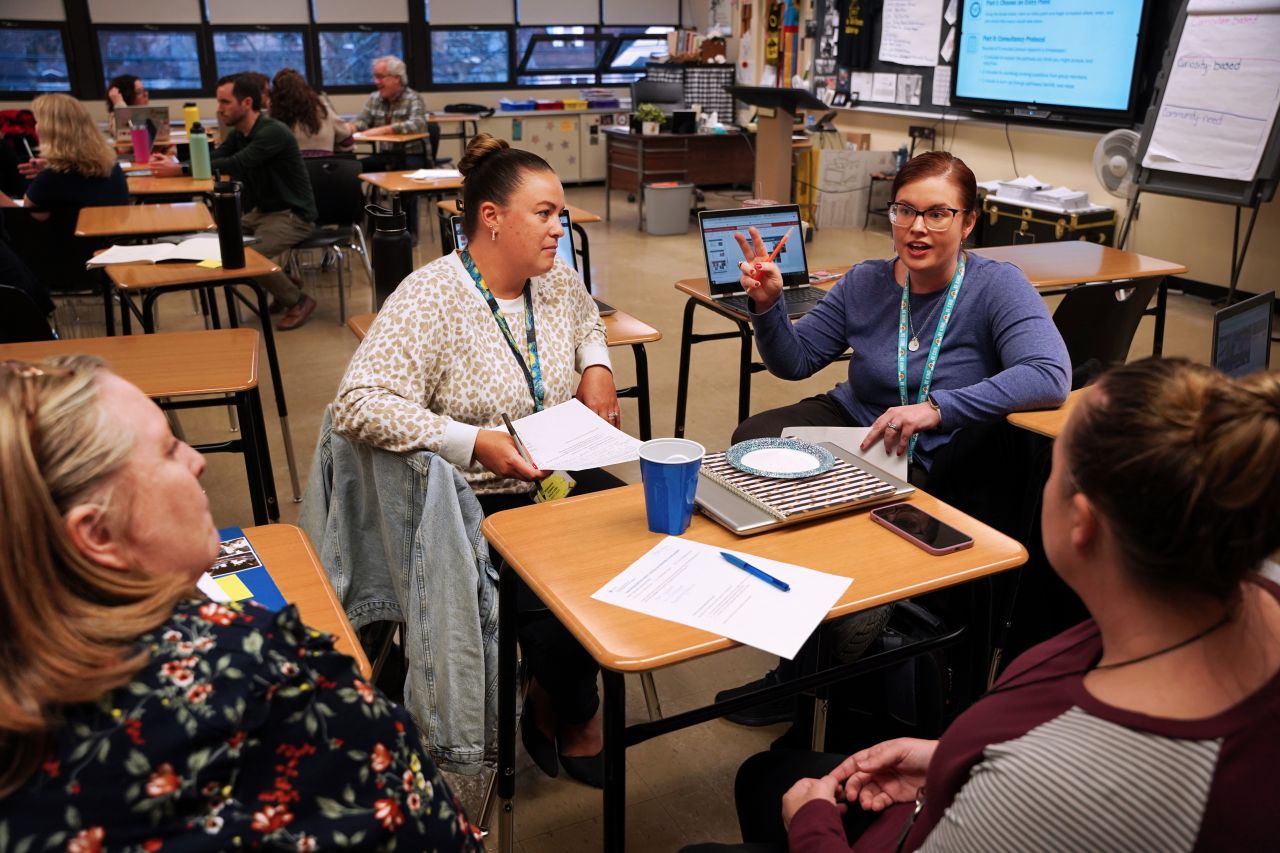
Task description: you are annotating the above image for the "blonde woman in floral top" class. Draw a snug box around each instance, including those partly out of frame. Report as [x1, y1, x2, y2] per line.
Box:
[0, 355, 481, 852]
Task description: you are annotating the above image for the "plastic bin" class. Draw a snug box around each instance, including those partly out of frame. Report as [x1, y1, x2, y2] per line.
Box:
[643, 182, 694, 236]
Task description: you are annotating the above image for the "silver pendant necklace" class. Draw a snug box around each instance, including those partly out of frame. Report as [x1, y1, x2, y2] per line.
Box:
[907, 291, 943, 352]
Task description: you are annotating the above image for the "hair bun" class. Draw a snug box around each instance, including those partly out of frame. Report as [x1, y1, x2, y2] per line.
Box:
[458, 133, 510, 179]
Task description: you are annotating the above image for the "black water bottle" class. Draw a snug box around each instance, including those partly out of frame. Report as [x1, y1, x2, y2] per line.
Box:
[212, 175, 246, 270]
[366, 197, 413, 309]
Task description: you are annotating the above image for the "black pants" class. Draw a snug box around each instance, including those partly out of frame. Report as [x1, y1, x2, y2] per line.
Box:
[731, 393, 859, 444]
[680, 750, 882, 852]
[477, 468, 624, 726]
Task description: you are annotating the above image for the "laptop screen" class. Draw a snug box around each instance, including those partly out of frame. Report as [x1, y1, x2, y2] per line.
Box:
[451, 210, 577, 271]
[698, 205, 808, 295]
[1212, 291, 1274, 377]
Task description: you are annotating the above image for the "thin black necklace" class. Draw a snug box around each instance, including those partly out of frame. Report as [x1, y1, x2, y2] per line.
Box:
[984, 609, 1234, 699]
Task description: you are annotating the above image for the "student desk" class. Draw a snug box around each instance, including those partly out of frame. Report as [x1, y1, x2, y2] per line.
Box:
[346, 308, 663, 440]
[672, 270, 848, 438]
[358, 170, 463, 195]
[75, 202, 214, 238]
[244, 523, 372, 678]
[481, 485, 1028, 852]
[103, 248, 303, 504]
[126, 175, 214, 197]
[352, 130, 429, 146]
[971, 242, 1187, 356]
[0, 329, 279, 524]
[1006, 387, 1087, 439]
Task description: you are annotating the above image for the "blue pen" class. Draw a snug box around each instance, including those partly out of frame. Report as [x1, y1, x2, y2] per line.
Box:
[720, 551, 791, 592]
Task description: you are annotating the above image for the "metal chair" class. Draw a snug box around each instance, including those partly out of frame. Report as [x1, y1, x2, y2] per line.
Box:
[291, 157, 372, 324]
[1051, 277, 1161, 371]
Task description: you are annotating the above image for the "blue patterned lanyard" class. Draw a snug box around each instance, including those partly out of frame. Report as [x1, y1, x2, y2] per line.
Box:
[460, 248, 545, 412]
[896, 252, 966, 461]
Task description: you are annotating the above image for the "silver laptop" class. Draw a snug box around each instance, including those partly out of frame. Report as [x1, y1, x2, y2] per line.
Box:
[696, 442, 914, 536]
[450, 210, 616, 316]
[697, 204, 831, 318]
[1212, 291, 1274, 377]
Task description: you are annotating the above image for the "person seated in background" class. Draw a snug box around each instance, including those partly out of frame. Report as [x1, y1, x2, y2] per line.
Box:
[0, 355, 484, 849]
[0, 94, 127, 217]
[333, 133, 620, 788]
[684, 356, 1280, 853]
[270, 67, 354, 158]
[717, 151, 1071, 727]
[351, 55, 437, 236]
[104, 73, 150, 138]
[150, 74, 319, 331]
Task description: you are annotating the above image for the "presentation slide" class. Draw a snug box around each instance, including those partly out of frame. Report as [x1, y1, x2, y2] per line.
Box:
[956, 0, 1144, 111]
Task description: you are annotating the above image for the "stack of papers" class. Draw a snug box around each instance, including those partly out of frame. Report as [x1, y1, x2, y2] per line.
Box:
[512, 399, 641, 470]
[995, 175, 1049, 201]
[407, 168, 462, 180]
[1031, 186, 1092, 211]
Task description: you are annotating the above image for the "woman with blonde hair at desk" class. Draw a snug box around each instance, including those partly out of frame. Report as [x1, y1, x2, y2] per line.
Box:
[685, 356, 1280, 852]
[333, 132, 620, 787]
[0, 356, 482, 849]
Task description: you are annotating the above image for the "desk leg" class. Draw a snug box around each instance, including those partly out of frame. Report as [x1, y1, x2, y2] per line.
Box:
[101, 278, 116, 337]
[234, 390, 270, 525]
[673, 298, 698, 439]
[737, 319, 753, 425]
[497, 566, 518, 853]
[246, 386, 281, 521]
[1153, 279, 1167, 357]
[605, 137, 612, 222]
[631, 343, 652, 441]
[602, 670, 627, 853]
[636, 143, 645, 232]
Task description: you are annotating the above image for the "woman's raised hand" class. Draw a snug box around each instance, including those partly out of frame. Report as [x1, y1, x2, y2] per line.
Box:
[732, 226, 784, 312]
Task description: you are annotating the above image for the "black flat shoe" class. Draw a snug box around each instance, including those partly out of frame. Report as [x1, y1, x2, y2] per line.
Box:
[558, 750, 604, 789]
[520, 704, 559, 778]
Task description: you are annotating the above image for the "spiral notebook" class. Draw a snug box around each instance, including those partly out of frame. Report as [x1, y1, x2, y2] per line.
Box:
[696, 442, 913, 535]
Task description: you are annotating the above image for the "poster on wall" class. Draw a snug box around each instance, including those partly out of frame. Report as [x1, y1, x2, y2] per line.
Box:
[879, 0, 944, 67]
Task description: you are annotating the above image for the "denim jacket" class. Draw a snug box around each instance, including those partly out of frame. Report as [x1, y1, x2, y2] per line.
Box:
[299, 409, 497, 774]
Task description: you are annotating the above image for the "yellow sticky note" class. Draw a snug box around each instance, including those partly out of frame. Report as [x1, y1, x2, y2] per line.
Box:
[533, 470, 576, 503]
[214, 574, 254, 601]
[197, 258, 222, 269]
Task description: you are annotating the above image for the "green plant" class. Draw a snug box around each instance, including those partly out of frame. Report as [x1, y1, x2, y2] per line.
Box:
[633, 103, 666, 125]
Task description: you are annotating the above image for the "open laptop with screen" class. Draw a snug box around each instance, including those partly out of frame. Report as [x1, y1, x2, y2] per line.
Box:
[450, 210, 615, 315]
[697, 205, 829, 317]
[1212, 291, 1274, 377]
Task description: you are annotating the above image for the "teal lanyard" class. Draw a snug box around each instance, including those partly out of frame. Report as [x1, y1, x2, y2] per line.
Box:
[896, 252, 966, 461]
[460, 249, 545, 412]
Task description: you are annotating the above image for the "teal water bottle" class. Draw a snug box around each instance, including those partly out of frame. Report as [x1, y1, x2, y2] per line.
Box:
[189, 122, 212, 180]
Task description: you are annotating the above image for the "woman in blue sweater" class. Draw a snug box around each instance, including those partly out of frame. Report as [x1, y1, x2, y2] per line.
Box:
[732, 151, 1070, 474]
[720, 152, 1071, 725]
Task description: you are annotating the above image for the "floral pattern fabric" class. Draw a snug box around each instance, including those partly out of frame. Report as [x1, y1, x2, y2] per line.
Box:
[0, 599, 483, 852]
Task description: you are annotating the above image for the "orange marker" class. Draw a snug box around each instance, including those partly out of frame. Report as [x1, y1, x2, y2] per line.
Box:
[766, 227, 795, 263]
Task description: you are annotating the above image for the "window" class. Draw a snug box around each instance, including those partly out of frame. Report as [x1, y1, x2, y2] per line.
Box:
[98, 29, 202, 91]
[0, 26, 71, 93]
[431, 27, 509, 85]
[318, 29, 404, 89]
[601, 26, 672, 84]
[516, 27, 608, 86]
[212, 29, 307, 80]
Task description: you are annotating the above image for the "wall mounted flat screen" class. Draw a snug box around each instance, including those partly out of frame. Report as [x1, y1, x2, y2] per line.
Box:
[953, 0, 1147, 125]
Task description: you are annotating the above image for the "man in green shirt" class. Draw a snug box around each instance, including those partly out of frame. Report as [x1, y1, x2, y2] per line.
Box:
[152, 74, 319, 330]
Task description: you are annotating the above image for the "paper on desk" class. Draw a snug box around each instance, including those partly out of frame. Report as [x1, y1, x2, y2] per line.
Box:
[512, 398, 641, 470]
[407, 168, 463, 180]
[197, 572, 232, 603]
[781, 426, 908, 481]
[592, 537, 852, 660]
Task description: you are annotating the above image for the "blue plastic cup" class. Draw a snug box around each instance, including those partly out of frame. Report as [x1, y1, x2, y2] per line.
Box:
[638, 438, 705, 535]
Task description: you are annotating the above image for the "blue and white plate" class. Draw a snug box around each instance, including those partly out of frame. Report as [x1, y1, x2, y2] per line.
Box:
[725, 437, 835, 479]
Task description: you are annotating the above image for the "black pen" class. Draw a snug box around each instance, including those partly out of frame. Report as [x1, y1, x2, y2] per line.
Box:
[500, 412, 550, 502]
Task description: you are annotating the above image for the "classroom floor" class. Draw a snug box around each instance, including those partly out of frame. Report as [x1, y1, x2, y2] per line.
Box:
[62, 184, 1274, 851]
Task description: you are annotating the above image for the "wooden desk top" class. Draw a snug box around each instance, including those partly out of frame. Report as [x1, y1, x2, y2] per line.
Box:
[482, 486, 1026, 671]
[76, 202, 214, 239]
[244, 524, 371, 678]
[675, 267, 849, 311]
[347, 308, 660, 348]
[1006, 388, 1086, 439]
[971, 242, 1187, 289]
[0, 329, 259, 396]
[359, 171, 464, 194]
[435, 199, 602, 224]
[103, 247, 279, 290]
[126, 175, 214, 196]
[352, 130, 429, 144]
[426, 112, 484, 123]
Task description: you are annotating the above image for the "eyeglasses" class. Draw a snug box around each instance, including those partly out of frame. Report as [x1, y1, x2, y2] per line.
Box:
[2, 361, 75, 452]
[373, 73, 392, 80]
[887, 203, 966, 231]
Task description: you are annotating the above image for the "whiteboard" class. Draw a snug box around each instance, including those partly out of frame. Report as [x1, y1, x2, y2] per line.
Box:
[1140, 2, 1280, 182]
